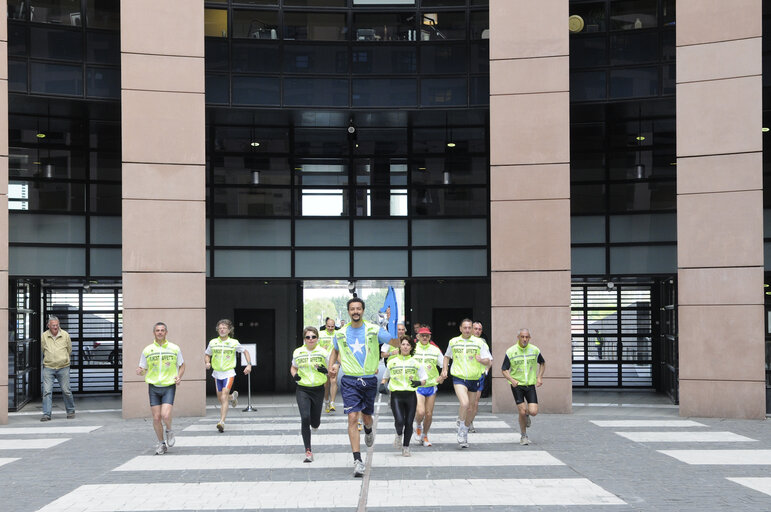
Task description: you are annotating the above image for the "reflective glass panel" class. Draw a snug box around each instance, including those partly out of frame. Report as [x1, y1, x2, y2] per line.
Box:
[86, 0, 119, 29]
[610, 0, 657, 30]
[284, 12, 346, 41]
[87, 31, 120, 64]
[30, 62, 83, 96]
[30, 0, 81, 25]
[418, 11, 465, 40]
[352, 13, 415, 41]
[410, 187, 486, 216]
[352, 79, 416, 107]
[421, 78, 467, 106]
[87, 67, 120, 98]
[30, 27, 82, 61]
[211, 188, 292, 216]
[233, 10, 279, 39]
[609, 67, 658, 98]
[232, 76, 281, 105]
[351, 46, 416, 74]
[205, 9, 228, 38]
[206, 74, 229, 104]
[285, 78, 349, 107]
[232, 42, 281, 73]
[298, 189, 346, 216]
[420, 44, 467, 73]
[285, 45, 349, 73]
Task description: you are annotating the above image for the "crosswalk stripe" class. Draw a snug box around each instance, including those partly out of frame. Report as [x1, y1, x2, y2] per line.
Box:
[727, 477, 771, 497]
[591, 420, 706, 428]
[184, 420, 509, 432]
[0, 439, 71, 450]
[113, 450, 563, 471]
[175, 432, 523, 447]
[0, 426, 101, 435]
[615, 431, 755, 443]
[196, 414, 468, 423]
[0, 458, 19, 468]
[659, 450, 771, 465]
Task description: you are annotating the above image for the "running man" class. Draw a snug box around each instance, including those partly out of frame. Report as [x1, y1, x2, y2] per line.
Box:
[328, 297, 391, 477]
[467, 321, 492, 433]
[318, 317, 338, 413]
[501, 328, 545, 445]
[441, 318, 491, 448]
[412, 326, 444, 446]
[204, 319, 252, 432]
[291, 326, 331, 462]
[135, 322, 185, 455]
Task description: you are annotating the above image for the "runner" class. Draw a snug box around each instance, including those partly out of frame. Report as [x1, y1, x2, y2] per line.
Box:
[412, 326, 444, 446]
[380, 335, 426, 456]
[204, 319, 252, 433]
[501, 328, 545, 445]
[290, 326, 331, 462]
[441, 318, 491, 448]
[467, 321, 492, 433]
[318, 317, 338, 413]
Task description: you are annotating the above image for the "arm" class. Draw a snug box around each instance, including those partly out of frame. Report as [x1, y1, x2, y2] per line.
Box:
[175, 362, 185, 385]
[536, 360, 546, 387]
[501, 369, 518, 387]
[441, 355, 450, 379]
[240, 346, 252, 375]
[475, 343, 491, 366]
[328, 348, 340, 378]
[135, 352, 147, 376]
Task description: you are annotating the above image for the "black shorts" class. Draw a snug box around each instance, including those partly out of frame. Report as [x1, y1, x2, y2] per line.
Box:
[511, 384, 538, 405]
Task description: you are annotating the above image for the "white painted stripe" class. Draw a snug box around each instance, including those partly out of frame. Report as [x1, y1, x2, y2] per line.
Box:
[616, 431, 756, 443]
[196, 414, 470, 423]
[659, 450, 771, 465]
[114, 450, 563, 471]
[0, 458, 20, 468]
[184, 420, 509, 432]
[37, 481, 363, 511]
[591, 420, 706, 428]
[175, 432, 523, 447]
[0, 438, 70, 450]
[0, 426, 101, 435]
[367, 478, 625, 507]
[727, 477, 771, 497]
[572, 402, 679, 409]
[10, 408, 122, 417]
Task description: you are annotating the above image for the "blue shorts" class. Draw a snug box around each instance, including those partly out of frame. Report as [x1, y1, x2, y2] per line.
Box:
[416, 386, 437, 397]
[476, 374, 486, 392]
[215, 376, 234, 392]
[148, 384, 176, 406]
[340, 375, 378, 415]
[453, 377, 481, 393]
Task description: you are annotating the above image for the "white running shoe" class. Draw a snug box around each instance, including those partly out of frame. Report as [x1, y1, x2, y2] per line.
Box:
[353, 459, 366, 477]
[402, 446, 411, 457]
[165, 430, 175, 448]
[393, 434, 403, 449]
[520, 434, 531, 446]
[155, 441, 167, 455]
[229, 390, 239, 408]
[364, 429, 374, 447]
[304, 450, 314, 463]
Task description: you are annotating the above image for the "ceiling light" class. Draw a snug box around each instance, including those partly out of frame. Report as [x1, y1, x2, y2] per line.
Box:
[763, 127, 770, 133]
[250, 141, 260, 147]
[36, 133, 46, 139]
[446, 142, 456, 148]
[635, 135, 645, 141]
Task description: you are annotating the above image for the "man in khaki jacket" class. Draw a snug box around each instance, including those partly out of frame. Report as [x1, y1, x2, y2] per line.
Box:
[40, 316, 75, 421]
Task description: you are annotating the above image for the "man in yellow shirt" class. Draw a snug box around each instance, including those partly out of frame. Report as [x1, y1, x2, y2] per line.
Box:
[40, 316, 75, 421]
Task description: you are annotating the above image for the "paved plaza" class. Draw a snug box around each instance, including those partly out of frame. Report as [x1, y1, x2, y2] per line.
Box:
[1, 390, 769, 511]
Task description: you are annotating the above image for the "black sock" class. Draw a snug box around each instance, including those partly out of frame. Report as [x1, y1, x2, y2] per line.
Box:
[363, 425, 372, 434]
[353, 451, 362, 462]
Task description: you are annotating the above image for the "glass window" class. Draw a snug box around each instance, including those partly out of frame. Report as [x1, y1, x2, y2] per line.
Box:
[232, 42, 281, 73]
[610, 245, 676, 274]
[90, 216, 121, 244]
[285, 45, 349, 74]
[419, 11, 465, 40]
[10, 247, 85, 276]
[90, 184, 121, 214]
[420, 44, 467, 74]
[9, 24, 27, 56]
[412, 219, 487, 246]
[284, 12, 346, 41]
[294, 130, 348, 156]
[287, 0, 347, 5]
[90, 248, 121, 276]
[9, 60, 27, 93]
[351, 46, 416, 74]
[30, 0, 82, 26]
[211, 187, 292, 216]
[212, 156, 291, 185]
[9, 180, 85, 212]
[354, 219, 408, 246]
[421, 0, 465, 6]
[353, 188, 407, 216]
[571, 153, 606, 182]
[570, 35, 607, 68]
[410, 187, 487, 216]
[412, 126, 487, 153]
[7, 149, 86, 180]
[30, 62, 83, 96]
[609, 213, 676, 243]
[205, 8, 228, 38]
[469, 10, 488, 39]
[610, 0, 657, 31]
[421, 77, 467, 106]
[9, 213, 85, 243]
[87, 67, 119, 98]
[412, 249, 486, 277]
[214, 219, 291, 246]
[354, 158, 408, 183]
[86, 0, 119, 30]
[205, 39, 229, 71]
[570, 71, 606, 101]
[30, 27, 83, 61]
[571, 216, 605, 244]
[214, 249, 291, 277]
[285, 78, 349, 106]
[352, 13, 415, 42]
[298, 189, 346, 216]
[236, 0, 279, 5]
[354, 250, 408, 277]
[608, 181, 676, 212]
[8, 0, 27, 20]
[470, 76, 489, 105]
[571, 2, 606, 33]
[295, 219, 349, 246]
[352, 78, 416, 107]
[232, 76, 281, 105]
[206, 74, 230, 104]
[609, 67, 658, 98]
[89, 151, 121, 181]
[571, 183, 606, 214]
[571, 247, 605, 275]
[233, 10, 279, 39]
[296, 249, 350, 277]
[412, 156, 488, 185]
[610, 31, 657, 64]
[469, 42, 489, 73]
[87, 31, 120, 64]
[662, 63, 675, 95]
[212, 126, 290, 154]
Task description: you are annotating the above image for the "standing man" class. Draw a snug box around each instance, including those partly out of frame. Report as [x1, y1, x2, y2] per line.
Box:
[328, 297, 391, 477]
[135, 322, 186, 455]
[412, 326, 444, 446]
[501, 328, 545, 446]
[441, 318, 491, 448]
[467, 321, 492, 432]
[40, 316, 75, 421]
[205, 319, 252, 433]
[318, 317, 339, 413]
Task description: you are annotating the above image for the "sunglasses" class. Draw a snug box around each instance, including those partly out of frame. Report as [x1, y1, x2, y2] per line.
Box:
[305, 335, 318, 340]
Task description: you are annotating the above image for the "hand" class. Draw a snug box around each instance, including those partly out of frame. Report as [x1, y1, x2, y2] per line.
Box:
[135, 367, 145, 376]
[511, 379, 519, 387]
[293, 374, 302, 382]
[174, 375, 181, 385]
[475, 354, 482, 362]
[536, 377, 542, 388]
[410, 379, 422, 388]
[378, 383, 389, 395]
[205, 362, 211, 370]
[316, 365, 328, 375]
[243, 364, 252, 375]
[328, 364, 339, 378]
[437, 375, 445, 384]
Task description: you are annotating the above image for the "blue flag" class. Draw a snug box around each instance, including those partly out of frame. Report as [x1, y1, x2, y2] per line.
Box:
[378, 286, 399, 339]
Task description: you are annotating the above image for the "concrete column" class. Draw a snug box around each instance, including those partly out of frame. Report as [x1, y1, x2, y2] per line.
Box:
[0, 5, 8, 425]
[489, 0, 572, 414]
[676, 0, 765, 418]
[120, 1, 206, 418]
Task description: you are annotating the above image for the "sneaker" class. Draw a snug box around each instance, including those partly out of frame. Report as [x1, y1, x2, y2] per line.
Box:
[461, 429, 469, 448]
[468, 421, 476, 433]
[328, 402, 336, 412]
[353, 459, 366, 477]
[414, 423, 422, 441]
[312, 426, 318, 433]
[456, 428, 465, 445]
[66, 412, 76, 419]
[422, 436, 432, 447]
[155, 442, 168, 455]
[357, 420, 363, 431]
[526, 414, 531, 428]
[216, 422, 224, 433]
[40, 415, 51, 422]
[229, 390, 239, 408]
[303, 450, 314, 463]
[520, 435, 531, 446]
[165, 430, 175, 448]
[402, 446, 411, 457]
[325, 401, 331, 413]
[393, 434, 402, 449]
[364, 429, 374, 447]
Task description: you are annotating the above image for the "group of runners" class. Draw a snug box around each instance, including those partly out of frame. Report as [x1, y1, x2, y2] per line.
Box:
[134, 297, 546, 475]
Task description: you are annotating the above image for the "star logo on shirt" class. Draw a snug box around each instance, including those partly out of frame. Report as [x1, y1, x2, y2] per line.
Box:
[349, 337, 365, 355]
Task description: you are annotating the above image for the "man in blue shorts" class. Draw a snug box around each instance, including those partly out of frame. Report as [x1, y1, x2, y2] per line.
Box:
[328, 297, 391, 477]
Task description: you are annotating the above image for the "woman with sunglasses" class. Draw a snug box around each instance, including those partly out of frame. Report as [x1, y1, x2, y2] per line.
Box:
[290, 326, 331, 463]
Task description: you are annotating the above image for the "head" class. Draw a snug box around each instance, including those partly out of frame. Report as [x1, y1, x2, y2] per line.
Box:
[459, 318, 473, 338]
[325, 317, 336, 332]
[518, 328, 531, 348]
[413, 322, 422, 335]
[399, 335, 416, 356]
[417, 327, 432, 345]
[347, 297, 365, 323]
[47, 316, 60, 336]
[397, 323, 406, 338]
[472, 321, 483, 337]
[303, 326, 319, 350]
[216, 319, 233, 338]
[153, 322, 168, 343]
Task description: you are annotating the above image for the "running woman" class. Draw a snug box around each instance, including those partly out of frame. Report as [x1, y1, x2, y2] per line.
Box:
[380, 335, 426, 456]
[318, 317, 338, 413]
[441, 318, 491, 448]
[467, 321, 492, 433]
[204, 319, 252, 433]
[412, 326, 444, 446]
[290, 326, 331, 462]
[501, 328, 545, 445]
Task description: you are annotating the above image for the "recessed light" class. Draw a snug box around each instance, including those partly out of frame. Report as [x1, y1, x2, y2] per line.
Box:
[635, 136, 645, 141]
[763, 127, 770, 132]
[36, 133, 46, 139]
[250, 141, 260, 147]
[418, 167, 426, 171]
[446, 142, 456, 148]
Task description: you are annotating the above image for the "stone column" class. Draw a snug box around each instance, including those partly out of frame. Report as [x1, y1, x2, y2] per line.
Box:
[489, 0, 572, 413]
[120, 1, 206, 418]
[0, 4, 8, 424]
[676, 0, 766, 418]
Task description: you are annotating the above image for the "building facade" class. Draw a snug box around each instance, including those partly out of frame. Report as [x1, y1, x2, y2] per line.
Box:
[0, 0, 768, 424]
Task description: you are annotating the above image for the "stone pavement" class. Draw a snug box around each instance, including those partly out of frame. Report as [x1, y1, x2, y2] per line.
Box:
[1, 390, 769, 511]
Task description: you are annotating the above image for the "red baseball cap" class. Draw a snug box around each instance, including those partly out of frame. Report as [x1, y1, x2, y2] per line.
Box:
[417, 327, 431, 334]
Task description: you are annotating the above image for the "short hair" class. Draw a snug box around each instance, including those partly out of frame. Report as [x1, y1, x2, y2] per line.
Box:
[398, 334, 416, 356]
[303, 326, 319, 339]
[473, 321, 483, 328]
[47, 315, 59, 326]
[460, 318, 473, 326]
[518, 328, 531, 336]
[347, 297, 365, 310]
[153, 322, 168, 331]
[216, 319, 234, 335]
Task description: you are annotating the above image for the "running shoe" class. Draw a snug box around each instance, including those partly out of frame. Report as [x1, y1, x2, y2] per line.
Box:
[216, 422, 224, 433]
[312, 425, 318, 433]
[303, 450, 314, 463]
[468, 422, 476, 433]
[414, 422, 422, 441]
[165, 430, 175, 447]
[526, 414, 531, 428]
[456, 428, 465, 445]
[520, 434, 531, 446]
[393, 434, 402, 449]
[324, 401, 331, 413]
[422, 436, 432, 447]
[353, 459, 366, 477]
[40, 415, 51, 422]
[155, 441, 167, 455]
[402, 446, 411, 457]
[364, 429, 374, 447]
[461, 429, 469, 448]
[66, 412, 76, 419]
[328, 402, 336, 412]
[229, 390, 239, 408]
